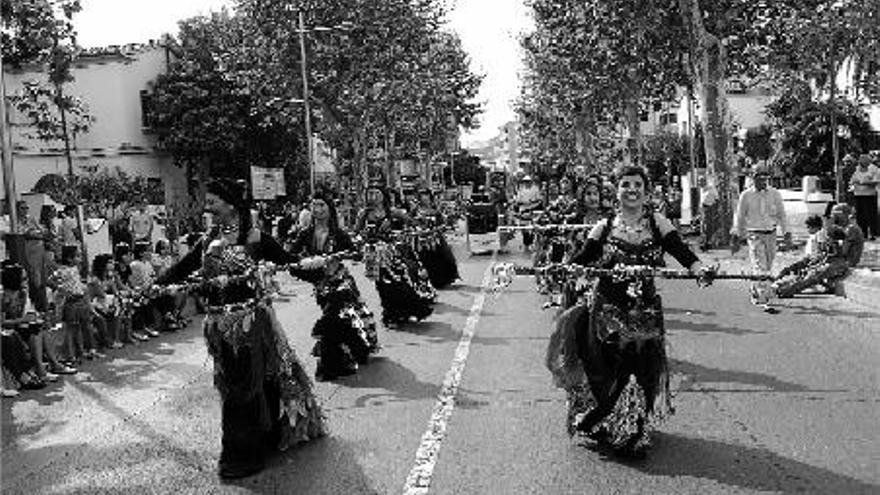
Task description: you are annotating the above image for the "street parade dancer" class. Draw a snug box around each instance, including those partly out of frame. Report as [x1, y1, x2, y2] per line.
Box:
[545, 165, 713, 459]
[288, 193, 379, 381]
[412, 188, 460, 289]
[355, 181, 434, 328]
[156, 178, 325, 479]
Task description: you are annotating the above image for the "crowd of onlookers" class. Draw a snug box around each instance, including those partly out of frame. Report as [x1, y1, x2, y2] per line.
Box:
[1, 200, 193, 398]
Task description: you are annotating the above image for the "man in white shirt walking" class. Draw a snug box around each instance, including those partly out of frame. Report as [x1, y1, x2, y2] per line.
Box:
[731, 166, 791, 313]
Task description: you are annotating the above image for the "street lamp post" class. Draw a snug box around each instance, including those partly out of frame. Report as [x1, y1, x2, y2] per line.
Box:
[294, 14, 355, 197]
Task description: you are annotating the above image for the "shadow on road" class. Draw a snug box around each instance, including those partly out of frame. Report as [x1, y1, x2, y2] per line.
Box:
[332, 357, 441, 408]
[432, 301, 471, 316]
[1, 325, 209, 453]
[671, 359, 816, 393]
[265, 436, 381, 494]
[634, 433, 880, 494]
[781, 302, 880, 320]
[665, 318, 768, 336]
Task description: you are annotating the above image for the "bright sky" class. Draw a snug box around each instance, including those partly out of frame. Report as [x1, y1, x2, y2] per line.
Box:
[74, 0, 531, 147]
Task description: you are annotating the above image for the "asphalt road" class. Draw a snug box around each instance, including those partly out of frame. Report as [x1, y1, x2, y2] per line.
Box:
[2, 236, 878, 494]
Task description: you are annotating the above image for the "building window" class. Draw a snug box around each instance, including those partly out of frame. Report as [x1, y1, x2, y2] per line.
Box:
[660, 113, 678, 125]
[140, 90, 154, 130]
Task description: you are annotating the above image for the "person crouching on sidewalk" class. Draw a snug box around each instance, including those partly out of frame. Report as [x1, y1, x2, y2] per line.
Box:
[730, 166, 791, 313]
[772, 204, 864, 298]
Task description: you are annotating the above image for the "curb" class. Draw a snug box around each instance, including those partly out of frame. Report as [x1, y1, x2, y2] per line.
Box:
[839, 268, 880, 312]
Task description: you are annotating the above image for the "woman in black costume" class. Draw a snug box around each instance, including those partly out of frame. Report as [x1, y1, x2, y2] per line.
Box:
[412, 188, 460, 289]
[356, 182, 434, 328]
[289, 193, 379, 381]
[546, 166, 711, 458]
[156, 179, 325, 479]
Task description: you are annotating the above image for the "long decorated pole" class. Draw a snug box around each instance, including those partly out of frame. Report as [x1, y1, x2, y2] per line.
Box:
[497, 223, 595, 233]
[498, 263, 775, 281]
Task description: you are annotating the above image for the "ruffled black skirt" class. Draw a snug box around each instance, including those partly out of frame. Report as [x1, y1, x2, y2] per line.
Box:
[204, 302, 326, 479]
[374, 254, 434, 325]
[311, 269, 379, 380]
[547, 284, 672, 456]
[417, 237, 460, 289]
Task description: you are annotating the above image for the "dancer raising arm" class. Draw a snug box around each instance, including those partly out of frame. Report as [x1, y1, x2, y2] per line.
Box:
[156, 179, 326, 479]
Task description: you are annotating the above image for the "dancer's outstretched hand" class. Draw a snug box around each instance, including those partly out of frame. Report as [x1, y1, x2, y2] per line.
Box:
[697, 264, 717, 287]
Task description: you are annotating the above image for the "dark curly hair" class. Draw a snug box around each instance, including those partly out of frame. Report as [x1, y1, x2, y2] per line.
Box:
[206, 178, 253, 244]
[614, 165, 651, 189]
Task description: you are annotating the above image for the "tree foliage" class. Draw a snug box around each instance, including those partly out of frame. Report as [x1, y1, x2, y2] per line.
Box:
[517, 0, 689, 173]
[150, 0, 483, 202]
[1, 0, 81, 71]
[9, 79, 93, 143]
[32, 168, 164, 210]
[767, 98, 872, 178]
[2, 0, 93, 157]
[150, 11, 302, 186]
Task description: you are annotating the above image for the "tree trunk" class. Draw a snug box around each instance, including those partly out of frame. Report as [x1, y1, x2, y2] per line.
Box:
[623, 98, 641, 166]
[574, 112, 595, 172]
[679, 0, 733, 246]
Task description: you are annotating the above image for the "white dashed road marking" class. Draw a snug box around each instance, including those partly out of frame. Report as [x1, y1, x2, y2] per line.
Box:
[403, 252, 497, 495]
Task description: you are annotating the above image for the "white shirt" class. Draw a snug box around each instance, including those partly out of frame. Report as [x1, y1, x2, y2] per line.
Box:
[805, 229, 828, 257]
[130, 211, 153, 240]
[849, 165, 879, 196]
[298, 208, 312, 229]
[732, 186, 788, 235]
[515, 186, 541, 205]
[700, 185, 718, 207]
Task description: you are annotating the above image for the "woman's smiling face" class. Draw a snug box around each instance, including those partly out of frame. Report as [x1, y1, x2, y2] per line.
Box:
[582, 184, 600, 209]
[617, 174, 646, 209]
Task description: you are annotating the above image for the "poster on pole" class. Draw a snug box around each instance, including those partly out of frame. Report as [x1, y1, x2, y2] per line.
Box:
[251, 167, 286, 200]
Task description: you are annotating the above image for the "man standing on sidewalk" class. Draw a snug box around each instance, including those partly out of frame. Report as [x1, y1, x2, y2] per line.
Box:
[731, 166, 791, 313]
[698, 176, 719, 251]
[848, 153, 879, 240]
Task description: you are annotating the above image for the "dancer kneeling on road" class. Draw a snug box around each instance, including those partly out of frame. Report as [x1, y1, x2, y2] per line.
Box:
[289, 193, 379, 382]
[773, 204, 864, 298]
[156, 178, 325, 479]
[548, 165, 713, 459]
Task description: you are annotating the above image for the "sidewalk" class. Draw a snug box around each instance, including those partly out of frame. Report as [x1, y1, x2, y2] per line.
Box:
[698, 239, 880, 312]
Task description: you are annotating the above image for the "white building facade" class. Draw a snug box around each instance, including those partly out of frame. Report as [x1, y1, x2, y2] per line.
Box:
[3, 42, 187, 206]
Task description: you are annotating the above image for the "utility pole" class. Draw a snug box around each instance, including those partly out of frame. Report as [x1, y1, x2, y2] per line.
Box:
[298, 11, 315, 197]
[687, 91, 699, 218]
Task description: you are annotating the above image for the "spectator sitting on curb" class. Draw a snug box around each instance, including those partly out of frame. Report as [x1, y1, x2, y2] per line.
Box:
[772, 204, 864, 299]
